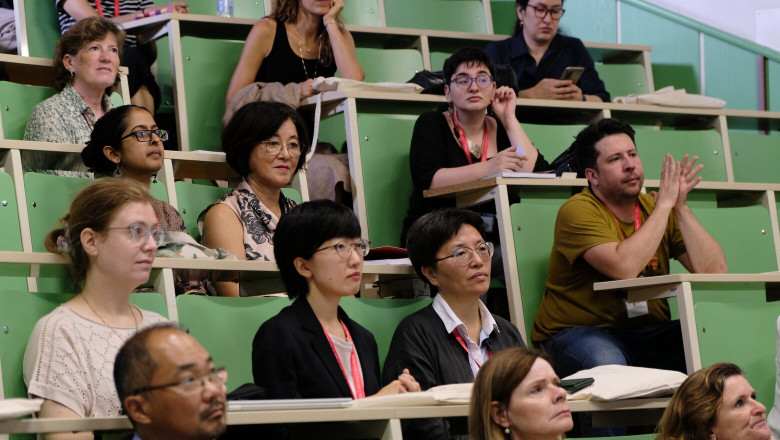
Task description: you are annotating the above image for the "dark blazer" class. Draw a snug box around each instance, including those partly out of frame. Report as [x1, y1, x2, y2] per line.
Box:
[252, 297, 382, 399]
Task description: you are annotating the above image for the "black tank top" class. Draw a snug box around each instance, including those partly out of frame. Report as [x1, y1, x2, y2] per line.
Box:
[254, 20, 337, 84]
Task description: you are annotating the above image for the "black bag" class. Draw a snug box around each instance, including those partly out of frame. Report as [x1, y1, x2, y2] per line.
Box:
[549, 143, 583, 177]
[407, 70, 446, 94]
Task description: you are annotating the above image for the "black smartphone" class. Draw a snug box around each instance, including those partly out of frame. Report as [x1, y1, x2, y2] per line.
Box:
[560, 377, 594, 394]
[560, 66, 585, 84]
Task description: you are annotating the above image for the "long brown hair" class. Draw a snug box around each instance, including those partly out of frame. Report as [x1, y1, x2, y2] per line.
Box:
[269, 0, 342, 66]
[44, 178, 157, 292]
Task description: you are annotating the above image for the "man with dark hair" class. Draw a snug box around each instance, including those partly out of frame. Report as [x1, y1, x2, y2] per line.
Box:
[115, 324, 228, 440]
[533, 118, 726, 378]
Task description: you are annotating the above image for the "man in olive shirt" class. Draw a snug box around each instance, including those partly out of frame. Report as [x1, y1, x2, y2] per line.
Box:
[534, 118, 727, 379]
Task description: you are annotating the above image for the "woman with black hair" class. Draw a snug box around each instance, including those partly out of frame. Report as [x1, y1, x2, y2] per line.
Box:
[252, 200, 419, 404]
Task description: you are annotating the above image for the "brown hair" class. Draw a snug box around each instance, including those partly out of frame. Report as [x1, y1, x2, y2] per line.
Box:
[270, 0, 342, 66]
[44, 178, 157, 292]
[470, 348, 560, 440]
[656, 363, 745, 440]
[53, 16, 126, 93]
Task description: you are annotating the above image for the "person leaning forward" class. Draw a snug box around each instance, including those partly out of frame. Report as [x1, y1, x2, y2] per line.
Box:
[533, 118, 727, 379]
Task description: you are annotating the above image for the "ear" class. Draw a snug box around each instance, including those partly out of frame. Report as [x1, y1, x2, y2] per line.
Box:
[293, 256, 313, 280]
[124, 395, 154, 425]
[420, 265, 440, 288]
[516, 4, 525, 20]
[584, 167, 598, 187]
[103, 146, 122, 165]
[490, 401, 510, 430]
[81, 227, 100, 257]
[444, 84, 452, 103]
[62, 54, 74, 74]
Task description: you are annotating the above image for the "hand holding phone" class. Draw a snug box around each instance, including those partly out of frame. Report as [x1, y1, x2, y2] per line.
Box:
[560, 66, 585, 84]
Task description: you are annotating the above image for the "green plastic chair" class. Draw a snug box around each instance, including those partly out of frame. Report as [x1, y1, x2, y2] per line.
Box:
[522, 123, 587, 162]
[579, 435, 656, 440]
[341, 0, 381, 26]
[0, 82, 57, 140]
[176, 295, 291, 392]
[490, 1, 516, 36]
[174, 182, 233, 241]
[595, 64, 651, 98]
[633, 127, 727, 182]
[129, 292, 169, 318]
[696, 301, 780, 409]
[509, 188, 570, 346]
[729, 132, 780, 183]
[19, 0, 61, 58]
[339, 297, 432, 370]
[0, 172, 28, 291]
[180, 36, 245, 151]
[355, 48, 425, 83]
[155, 0, 265, 18]
[384, 0, 488, 34]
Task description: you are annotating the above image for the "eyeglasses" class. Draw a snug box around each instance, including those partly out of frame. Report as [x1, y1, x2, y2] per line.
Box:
[450, 74, 494, 90]
[526, 4, 565, 19]
[120, 129, 169, 143]
[314, 239, 370, 259]
[434, 242, 494, 266]
[103, 225, 165, 246]
[260, 140, 303, 156]
[133, 367, 228, 396]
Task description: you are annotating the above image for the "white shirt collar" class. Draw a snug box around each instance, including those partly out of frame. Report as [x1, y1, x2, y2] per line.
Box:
[432, 294, 499, 341]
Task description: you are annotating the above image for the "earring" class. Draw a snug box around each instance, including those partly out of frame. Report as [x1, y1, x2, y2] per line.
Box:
[504, 427, 510, 435]
[70, 71, 75, 77]
[152, 173, 158, 183]
[519, 18, 524, 25]
[113, 164, 122, 177]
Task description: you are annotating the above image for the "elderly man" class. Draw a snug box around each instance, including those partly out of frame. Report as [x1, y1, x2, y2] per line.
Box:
[114, 324, 228, 440]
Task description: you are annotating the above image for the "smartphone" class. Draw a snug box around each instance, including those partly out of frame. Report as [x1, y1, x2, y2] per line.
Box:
[560, 66, 585, 84]
[560, 377, 594, 394]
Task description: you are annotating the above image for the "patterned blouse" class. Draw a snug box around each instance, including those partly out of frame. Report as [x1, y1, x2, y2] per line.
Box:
[153, 198, 207, 295]
[23, 84, 113, 175]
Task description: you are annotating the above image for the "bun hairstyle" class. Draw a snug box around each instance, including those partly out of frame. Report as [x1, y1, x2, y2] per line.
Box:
[81, 105, 152, 176]
[45, 178, 158, 292]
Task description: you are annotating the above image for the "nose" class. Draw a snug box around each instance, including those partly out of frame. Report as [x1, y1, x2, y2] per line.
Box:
[753, 399, 767, 415]
[553, 383, 567, 401]
[470, 250, 486, 267]
[542, 10, 552, 23]
[468, 77, 479, 92]
[141, 230, 158, 251]
[277, 144, 292, 159]
[622, 155, 636, 171]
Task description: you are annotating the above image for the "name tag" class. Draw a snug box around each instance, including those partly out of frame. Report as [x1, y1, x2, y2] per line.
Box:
[626, 300, 649, 318]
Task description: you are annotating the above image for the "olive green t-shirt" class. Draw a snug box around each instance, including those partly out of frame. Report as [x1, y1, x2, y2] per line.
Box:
[531, 187, 686, 343]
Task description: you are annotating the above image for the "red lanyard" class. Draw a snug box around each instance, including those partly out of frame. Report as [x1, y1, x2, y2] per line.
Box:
[94, 0, 121, 18]
[451, 111, 489, 165]
[604, 201, 642, 240]
[321, 320, 366, 399]
[452, 330, 492, 369]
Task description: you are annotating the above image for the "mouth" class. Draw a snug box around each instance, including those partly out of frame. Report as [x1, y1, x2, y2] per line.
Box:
[203, 401, 227, 420]
[137, 259, 154, 268]
[275, 165, 290, 171]
[554, 409, 571, 418]
[348, 272, 361, 281]
[752, 418, 767, 428]
[148, 150, 162, 158]
[623, 175, 640, 184]
[470, 272, 488, 281]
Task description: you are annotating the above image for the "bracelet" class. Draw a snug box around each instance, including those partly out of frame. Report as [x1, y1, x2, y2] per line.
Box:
[324, 20, 337, 27]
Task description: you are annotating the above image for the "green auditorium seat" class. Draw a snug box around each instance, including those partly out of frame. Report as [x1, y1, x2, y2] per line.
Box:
[490, 1, 516, 36]
[180, 36, 245, 151]
[161, 0, 265, 18]
[0, 172, 28, 291]
[341, 0, 382, 26]
[0, 82, 57, 140]
[509, 188, 570, 345]
[522, 123, 587, 161]
[384, 0, 488, 34]
[174, 182, 233, 242]
[729, 132, 780, 184]
[696, 301, 780, 409]
[176, 295, 291, 391]
[580, 435, 656, 440]
[595, 64, 651, 98]
[340, 297, 432, 370]
[129, 291, 169, 319]
[18, 0, 61, 58]
[633, 127, 727, 182]
[355, 48, 425, 83]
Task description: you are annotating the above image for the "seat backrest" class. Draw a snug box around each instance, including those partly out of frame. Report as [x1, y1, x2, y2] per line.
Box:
[339, 297, 432, 370]
[0, 82, 57, 140]
[174, 182, 233, 241]
[509, 188, 570, 345]
[129, 292, 169, 319]
[634, 127, 727, 182]
[18, 0, 61, 58]
[384, 0, 487, 34]
[180, 36, 245, 151]
[0, 172, 28, 291]
[729, 132, 780, 184]
[163, 0, 265, 18]
[594, 64, 651, 98]
[176, 295, 291, 391]
[341, 0, 381, 26]
[490, 1, 516, 36]
[696, 301, 780, 409]
[522, 123, 587, 162]
[355, 48, 425, 83]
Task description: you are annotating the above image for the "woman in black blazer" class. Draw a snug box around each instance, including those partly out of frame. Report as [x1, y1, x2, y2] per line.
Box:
[252, 200, 419, 401]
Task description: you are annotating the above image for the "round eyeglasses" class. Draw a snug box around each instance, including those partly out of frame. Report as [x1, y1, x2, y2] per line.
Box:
[450, 74, 494, 90]
[120, 129, 169, 143]
[103, 225, 165, 246]
[526, 3, 565, 20]
[260, 140, 303, 156]
[133, 367, 228, 396]
[434, 242, 494, 266]
[314, 239, 370, 259]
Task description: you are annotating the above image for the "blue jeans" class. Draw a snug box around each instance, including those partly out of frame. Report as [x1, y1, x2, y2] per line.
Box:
[541, 321, 686, 436]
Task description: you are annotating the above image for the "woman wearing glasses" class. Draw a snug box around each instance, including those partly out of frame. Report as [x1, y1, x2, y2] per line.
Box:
[401, 46, 547, 244]
[200, 101, 311, 297]
[24, 178, 168, 433]
[485, 0, 609, 102]
[385, 208, 526, 439]
[252, 200, 419, 412]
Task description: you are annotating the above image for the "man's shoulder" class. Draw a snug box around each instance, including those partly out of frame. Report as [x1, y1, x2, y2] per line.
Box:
[559, 188, 603, 215]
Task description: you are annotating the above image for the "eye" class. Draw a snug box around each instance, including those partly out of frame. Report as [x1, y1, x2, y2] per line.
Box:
[288, 141, 301, 150]
[531, 386, 543, 394]
[333, 243, 347, 251]
[453, 248, 468, 258]
[110, 47, 119, 53]
[735, 399, 744, 408]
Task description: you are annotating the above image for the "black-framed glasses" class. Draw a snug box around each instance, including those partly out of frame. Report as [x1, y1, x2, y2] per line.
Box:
[260, 140, 303, 156]
[450, 74, 494, 90]
[434, 242, 494, 266]
[120, 129, 169, 143]
[526, 3, 565, 19]
[314, 239, 370, 259]
[103, 225, 165, 246]
[133, 367, 228, 396]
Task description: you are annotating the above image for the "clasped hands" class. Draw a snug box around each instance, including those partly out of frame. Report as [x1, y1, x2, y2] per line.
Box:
[651, 153, 703, 211]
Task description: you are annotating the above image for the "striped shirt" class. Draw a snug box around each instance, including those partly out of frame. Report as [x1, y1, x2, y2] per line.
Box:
[56, 0, 153, 46]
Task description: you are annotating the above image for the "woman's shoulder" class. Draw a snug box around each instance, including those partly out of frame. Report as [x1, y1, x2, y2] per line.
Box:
[554, 34, 586, 48]
[139, 309, 169, 326]
[250, 17, 278, 39]
[414, 111, 448, 131]
[395, 304, 437, 331]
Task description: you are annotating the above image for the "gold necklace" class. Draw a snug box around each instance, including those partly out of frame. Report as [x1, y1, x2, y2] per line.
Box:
[81, 293, 138, 342]
[297, 34, 322, 79]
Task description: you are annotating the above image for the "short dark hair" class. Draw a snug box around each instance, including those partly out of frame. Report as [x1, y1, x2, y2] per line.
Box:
[443, 46, 495, 81]
[222, 101, 310, 178]
[273, 200, 361, 298]
[114, 323, 179, 423]
[405, 208, 487, 294]
[53, 16, 126, 92]
[82, 105, 152, 175]
[572, 117, 636, 174]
